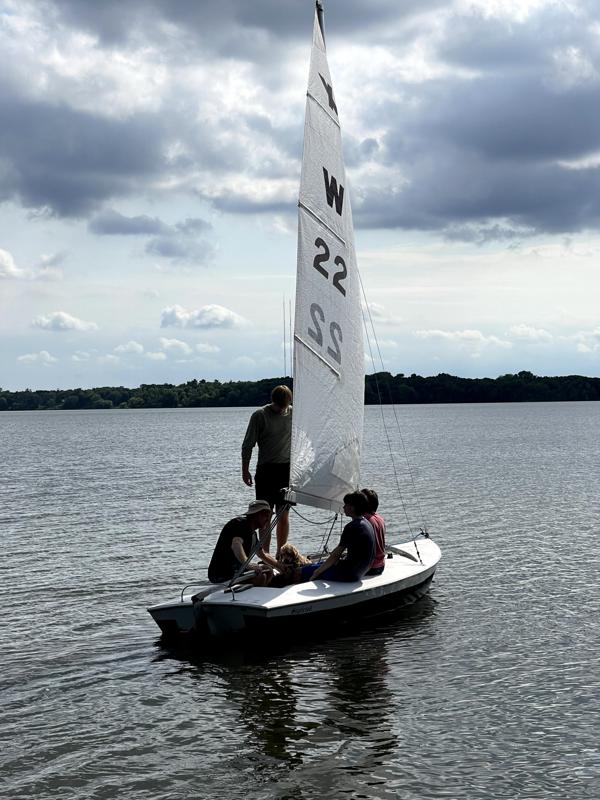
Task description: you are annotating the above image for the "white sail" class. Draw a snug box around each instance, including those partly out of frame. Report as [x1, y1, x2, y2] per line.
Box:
[288, 6, 364, 512]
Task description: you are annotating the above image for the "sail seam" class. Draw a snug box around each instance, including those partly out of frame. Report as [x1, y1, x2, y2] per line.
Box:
[306, 92, 340, 128]
[294, 334, 341, 377]
[298, 201, 346, 246]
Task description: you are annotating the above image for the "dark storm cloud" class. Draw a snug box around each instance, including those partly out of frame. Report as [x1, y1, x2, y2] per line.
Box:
[356, 155, 600, 235]
[348, 1, 600, 237]
[4, 0, 600, 238]
[0, 95, 167, 217]
[89, 209, 169, 235]
[175, 217, 212, 235]
[145, 236, 215, 264]
[51, 0, 443, 49]
[88, 210, 211, 238]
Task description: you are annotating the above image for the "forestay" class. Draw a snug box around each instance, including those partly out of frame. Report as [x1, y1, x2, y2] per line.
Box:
[287, 6, 364, 512]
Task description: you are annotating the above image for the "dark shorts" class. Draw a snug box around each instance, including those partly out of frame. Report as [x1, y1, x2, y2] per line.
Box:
[255, 462, 290, 510]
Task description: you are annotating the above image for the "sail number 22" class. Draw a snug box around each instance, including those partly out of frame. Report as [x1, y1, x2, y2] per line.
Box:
[308, 236, 346, 366]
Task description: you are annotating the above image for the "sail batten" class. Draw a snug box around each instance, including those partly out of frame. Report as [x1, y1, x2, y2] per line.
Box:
[288, 6, 364, 513]
[297, 202, 347, 246]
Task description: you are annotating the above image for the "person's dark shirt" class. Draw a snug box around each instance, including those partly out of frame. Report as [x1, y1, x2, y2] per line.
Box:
[208, 516, 254, 583]
[337, 517, 375, 580]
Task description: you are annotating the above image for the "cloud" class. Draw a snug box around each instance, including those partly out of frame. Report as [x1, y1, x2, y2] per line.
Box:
[415, 329, 512, 348]
[32, 311, 98, 331]
[145, 236, 215, 264]
[114, 340, 144, 354]
[98, 354, 120, 364]
[145, 351, 167, 360]
[160, 304, 246, 329]
[508, 324, 553, 342]
[159, 337, 193, 356]
[1, 247, 65, 281]
[570, 326, 600, 353]
[0, 96, 168, 217]
[364, 302, 402, 325]
[196, 342, 220, 354]
[72, 351, 91, 361]
[2, 0, 600, 241]
[88, 209, 214, 264]
[0, 248, 26, 279]
[17, 350, 58, 364]
[89, 209, 169, 235]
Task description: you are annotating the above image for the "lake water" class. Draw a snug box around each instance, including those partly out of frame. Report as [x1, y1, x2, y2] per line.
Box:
[1, 403, 599, 799]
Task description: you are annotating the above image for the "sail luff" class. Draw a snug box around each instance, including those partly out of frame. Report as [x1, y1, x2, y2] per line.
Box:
[287, 7, 364, 513]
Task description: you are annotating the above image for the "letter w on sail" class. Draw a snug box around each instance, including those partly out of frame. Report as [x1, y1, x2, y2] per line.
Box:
[322, 168, 344, 215]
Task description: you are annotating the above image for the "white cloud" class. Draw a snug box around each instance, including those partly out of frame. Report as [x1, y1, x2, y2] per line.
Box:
[98, 354, 120, 364]
[160, 304, 246, 329]
[1, 248, 65, 280]
[159, 337, 193, 356]
[0, 248, 27, 279]
[570, 327, 600, 353]
[145, 351, 167, 360]
[364, 302, 402, 325]
[508, 324, 552, 342]
[32, 311, 98, 332]
[415, 329, 512, 348]
[196, 342, 220, 354]
[17, 350, 58, 365]
[72, 351, 91, 362]
[114, 340, 144, 354]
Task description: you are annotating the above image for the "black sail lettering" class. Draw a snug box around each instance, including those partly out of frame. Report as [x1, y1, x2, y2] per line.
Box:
[322, 168, 344, 216]
[319, 74, 338, 115]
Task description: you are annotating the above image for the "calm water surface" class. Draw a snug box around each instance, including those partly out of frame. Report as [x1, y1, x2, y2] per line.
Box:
[1, 404, 599, 799]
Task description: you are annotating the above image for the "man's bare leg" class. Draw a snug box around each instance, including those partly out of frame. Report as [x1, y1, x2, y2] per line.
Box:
[276, 509, 290, 554]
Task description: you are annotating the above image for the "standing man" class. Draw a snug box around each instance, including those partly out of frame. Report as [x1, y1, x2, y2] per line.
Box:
[241, 385, 292, 553]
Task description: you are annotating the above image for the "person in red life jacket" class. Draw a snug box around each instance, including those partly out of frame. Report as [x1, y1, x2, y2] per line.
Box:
[361, 488, 386, 576]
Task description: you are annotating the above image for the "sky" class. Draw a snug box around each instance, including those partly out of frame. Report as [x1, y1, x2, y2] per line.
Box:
[2, 0, 600, 391]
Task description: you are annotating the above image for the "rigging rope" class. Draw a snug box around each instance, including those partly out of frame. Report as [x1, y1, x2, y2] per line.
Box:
[358, 269, 430, 547]
[290, 506, 337, 526]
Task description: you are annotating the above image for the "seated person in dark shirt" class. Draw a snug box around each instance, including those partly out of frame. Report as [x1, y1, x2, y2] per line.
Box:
[302, 491, 375, 583]
[208, 499, 273, 584]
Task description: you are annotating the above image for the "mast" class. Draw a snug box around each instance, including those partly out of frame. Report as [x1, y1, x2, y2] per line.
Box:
[316, 0, 325, 43]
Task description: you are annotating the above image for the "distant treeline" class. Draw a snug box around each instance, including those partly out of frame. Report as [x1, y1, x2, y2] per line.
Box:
[1, 372, 600, 411]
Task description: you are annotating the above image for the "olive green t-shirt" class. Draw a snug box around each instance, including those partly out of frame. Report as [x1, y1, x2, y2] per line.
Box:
[241, 404, 292, 466]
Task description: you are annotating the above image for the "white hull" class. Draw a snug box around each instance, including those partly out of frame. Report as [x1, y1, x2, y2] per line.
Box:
[147, 538, 440, 639]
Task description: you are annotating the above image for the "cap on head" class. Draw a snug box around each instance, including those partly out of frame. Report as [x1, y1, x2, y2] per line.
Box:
[246, 499, 272, 516]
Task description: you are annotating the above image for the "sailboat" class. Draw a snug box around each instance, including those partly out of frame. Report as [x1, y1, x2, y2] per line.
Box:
[148, 2, 441, 639]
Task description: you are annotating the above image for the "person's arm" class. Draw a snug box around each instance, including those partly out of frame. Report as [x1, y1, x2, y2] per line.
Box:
[257, 548, 279, 571]
[312, 543, 345, 579]
[231, 536, 261, 572]
[241, 412, 260, 486]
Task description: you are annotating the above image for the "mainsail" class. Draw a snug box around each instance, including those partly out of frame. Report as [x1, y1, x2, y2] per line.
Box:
[288, 3, 364, 512]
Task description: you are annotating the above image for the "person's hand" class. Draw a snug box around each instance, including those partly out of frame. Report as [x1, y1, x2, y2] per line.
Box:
[242, 467, 253, 487]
